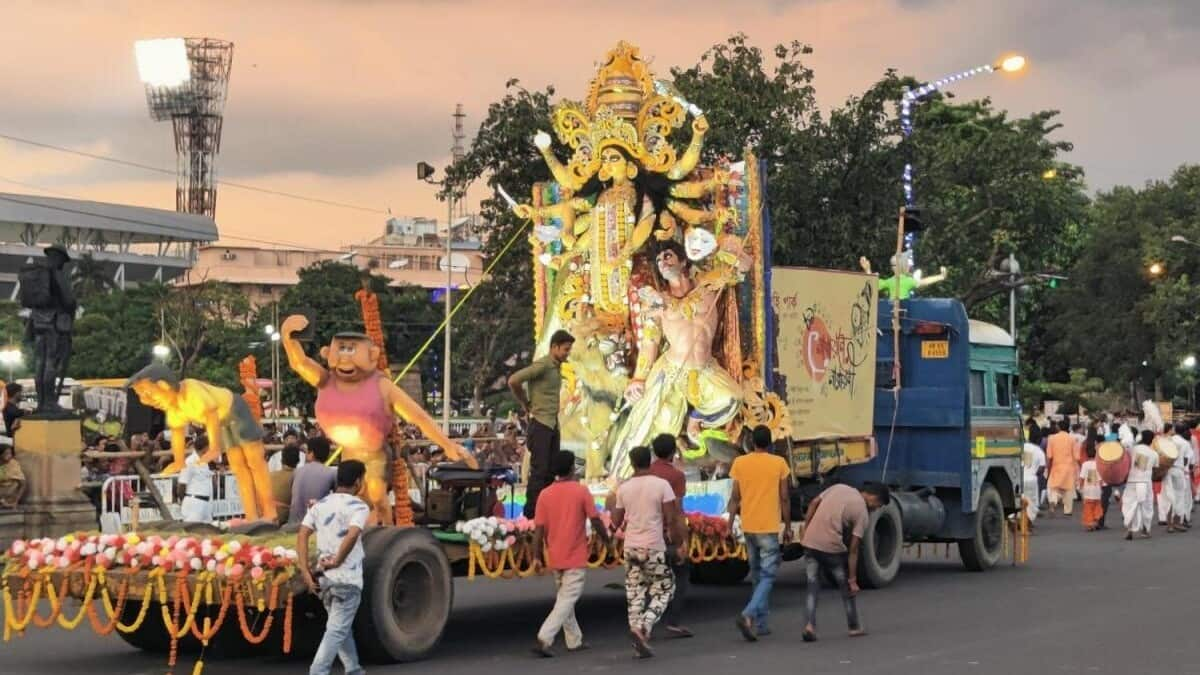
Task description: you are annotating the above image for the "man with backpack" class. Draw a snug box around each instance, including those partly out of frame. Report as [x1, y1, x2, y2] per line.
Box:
[19, 245, 76, 413]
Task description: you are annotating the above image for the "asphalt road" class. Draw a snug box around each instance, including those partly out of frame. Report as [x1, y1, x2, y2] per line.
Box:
[2, 513, 1196, 675]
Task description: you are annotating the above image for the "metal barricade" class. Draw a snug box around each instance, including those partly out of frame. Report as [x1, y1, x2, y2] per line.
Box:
[98, 471, 245, 532]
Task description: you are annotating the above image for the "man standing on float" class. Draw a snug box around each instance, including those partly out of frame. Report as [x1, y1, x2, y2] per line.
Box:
[509, 330, 575, 518]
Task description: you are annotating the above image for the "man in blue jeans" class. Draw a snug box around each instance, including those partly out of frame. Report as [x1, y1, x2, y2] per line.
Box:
[299, 460, 371, 675]
[799, 482, 889, 641]
[727, 425, 792, 641]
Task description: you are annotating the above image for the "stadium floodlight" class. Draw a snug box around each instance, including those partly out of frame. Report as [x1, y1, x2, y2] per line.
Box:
[135, 38, 191, 88]
[134, 37, 233, 218]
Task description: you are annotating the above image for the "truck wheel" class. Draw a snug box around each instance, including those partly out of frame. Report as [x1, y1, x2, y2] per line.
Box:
[690, 558, 749, 585]
[958, 483, 1005, 571]
[857, 501, 902, 589]
[354, 527, 453, 663]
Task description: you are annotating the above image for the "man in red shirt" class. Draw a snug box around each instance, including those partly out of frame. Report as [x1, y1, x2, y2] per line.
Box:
[532, 451, 609, 657]
[648, 433, 692, 638]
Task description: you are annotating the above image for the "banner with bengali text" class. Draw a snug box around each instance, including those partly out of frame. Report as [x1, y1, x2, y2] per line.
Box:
[771, 267, 877, 440]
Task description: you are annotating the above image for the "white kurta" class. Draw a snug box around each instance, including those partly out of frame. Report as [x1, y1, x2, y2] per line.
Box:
[1123, 445, 1158, 533]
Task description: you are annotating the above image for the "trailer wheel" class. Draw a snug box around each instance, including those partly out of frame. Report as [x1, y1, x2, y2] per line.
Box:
[690, 558, 749, 585]
[354, 527, 453, 663]
[858, 501, 902, 588]
[958, 483, 1004, 571]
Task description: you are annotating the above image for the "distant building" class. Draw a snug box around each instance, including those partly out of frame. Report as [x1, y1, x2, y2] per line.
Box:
[178, 216, 487, 307]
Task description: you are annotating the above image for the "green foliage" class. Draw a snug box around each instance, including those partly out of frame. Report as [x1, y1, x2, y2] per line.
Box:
[443, 81, 553, 411]
[70, 284, 164, 380]
[1019, 368, 1110, 414]
[71, 253, 115, 300]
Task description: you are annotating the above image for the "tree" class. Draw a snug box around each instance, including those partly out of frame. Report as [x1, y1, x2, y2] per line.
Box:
[70, 284, 163, 379]
[158, 281, 253, 379]
[70, 253, 115, 299]
[443, 81, 555, 412]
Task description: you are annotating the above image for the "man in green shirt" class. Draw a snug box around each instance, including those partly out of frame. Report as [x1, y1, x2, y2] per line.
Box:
[509, 330, 575, 518]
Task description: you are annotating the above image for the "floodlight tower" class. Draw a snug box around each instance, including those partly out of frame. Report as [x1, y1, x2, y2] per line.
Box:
[135, 37, 234, 218]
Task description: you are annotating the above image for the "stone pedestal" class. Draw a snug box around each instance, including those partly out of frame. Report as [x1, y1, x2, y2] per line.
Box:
[2, 415, 96, 544]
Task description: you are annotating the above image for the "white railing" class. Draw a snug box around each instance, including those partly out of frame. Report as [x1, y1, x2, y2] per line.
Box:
[98, 471, 245, 533]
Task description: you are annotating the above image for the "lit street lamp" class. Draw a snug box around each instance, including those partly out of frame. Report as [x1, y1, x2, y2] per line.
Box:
[900, 53, 1027, 259]
[1149, 262, 1165, 277]
[1183, 355, 1197, 369]
[151, 343, 171, 360]
[264, 322, 281, 419]
[0, 348, 23, 381]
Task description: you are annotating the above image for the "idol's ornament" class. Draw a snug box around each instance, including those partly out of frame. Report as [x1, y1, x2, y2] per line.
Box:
[513, 41, 787, 478]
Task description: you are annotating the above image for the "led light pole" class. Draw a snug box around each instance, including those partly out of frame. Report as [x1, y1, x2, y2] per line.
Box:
[0, 348, 22, 381]
[900, 54, 1026, 259]
[419, 161, 455, 433]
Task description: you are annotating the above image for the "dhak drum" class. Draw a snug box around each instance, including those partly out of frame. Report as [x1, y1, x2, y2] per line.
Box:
[1096, 440, 1130, 486]
[1151, 436, 1178, 482]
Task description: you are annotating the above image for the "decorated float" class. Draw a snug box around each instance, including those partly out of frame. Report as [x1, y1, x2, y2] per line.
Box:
[1, 41, 817, 667]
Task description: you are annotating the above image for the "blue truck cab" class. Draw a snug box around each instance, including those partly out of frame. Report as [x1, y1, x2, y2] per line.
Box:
[819, 298, 1023, 586]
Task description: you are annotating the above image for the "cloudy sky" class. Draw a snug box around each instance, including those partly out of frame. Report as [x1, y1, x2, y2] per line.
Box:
[2, 0, 1197, 248]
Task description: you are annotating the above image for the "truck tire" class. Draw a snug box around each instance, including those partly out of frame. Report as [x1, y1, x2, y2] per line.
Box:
[857, 501, 902, 589]
[354, 527, 453, 663]
[690, 558, 749, 585]
[958, 483, 1005, 571]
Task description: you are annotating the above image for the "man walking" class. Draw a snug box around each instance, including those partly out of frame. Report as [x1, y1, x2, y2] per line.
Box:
[1123, 430, 1159, 540]
[1046, 420, 1078, 516]
[299, 460, 371, 675]
[509, 330, 575, 518]
[728, 425, 791, 641]
[531, 451, 609, 657]
[799, 482, 889, 641]
[611, 446, 685, 658]
[648, 433, 692, 638]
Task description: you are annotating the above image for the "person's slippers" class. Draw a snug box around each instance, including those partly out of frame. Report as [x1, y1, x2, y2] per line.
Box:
[630, 629, 654, 658]
[531, 641, 554, 658]
[735, 615, 758, 642]
[664, 625, 694, 639]
[567, 643, 592, 652]
[849, 629, 867, 638]
[802, 628, 817, 642]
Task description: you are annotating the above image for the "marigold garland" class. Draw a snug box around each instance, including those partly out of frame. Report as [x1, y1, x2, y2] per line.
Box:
[239, 356, 264, 421]
[355, 288, 389, 372]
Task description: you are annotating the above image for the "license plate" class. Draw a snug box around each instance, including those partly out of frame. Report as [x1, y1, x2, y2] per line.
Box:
[921, 340, 950, 359]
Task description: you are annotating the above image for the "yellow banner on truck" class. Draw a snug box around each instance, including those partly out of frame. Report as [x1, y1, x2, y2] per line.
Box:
[772, 267, 877, 440]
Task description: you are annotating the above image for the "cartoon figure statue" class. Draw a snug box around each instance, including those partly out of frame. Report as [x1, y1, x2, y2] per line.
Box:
[127, 363, 277, 523]
[859, 251, 947, 300]
[279, 315, 475, 525]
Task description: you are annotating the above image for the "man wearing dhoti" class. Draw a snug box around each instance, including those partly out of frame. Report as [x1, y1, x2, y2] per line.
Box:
[1123, 431, 1159, 540]
[1165, 425, 1194, 531]
[1045, 421, 1078, 516]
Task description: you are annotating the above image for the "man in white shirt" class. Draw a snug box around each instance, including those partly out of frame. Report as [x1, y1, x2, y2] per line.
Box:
[1166, 425, 1194, 530]
[1022, 442, 1046, 523]
[1123, 431, 1159, 540]
[178, 442, 214, 524]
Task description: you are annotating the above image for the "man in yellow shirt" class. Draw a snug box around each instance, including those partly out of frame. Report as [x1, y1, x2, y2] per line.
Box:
[727, 425, 791, 641]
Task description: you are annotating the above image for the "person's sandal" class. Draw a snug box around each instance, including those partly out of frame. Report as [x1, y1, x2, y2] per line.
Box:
[802, 628, 817, 642]
[630, 629, 654, 658]
[530, 641, 554, 658]
[665, 625, 694, 639]
[735, 615, 757, 642]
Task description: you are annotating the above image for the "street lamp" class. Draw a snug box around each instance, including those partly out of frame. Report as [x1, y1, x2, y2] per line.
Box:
[1170, 235, 1200, 248]
[0, 348, 23, 381]
[900, 53, 1027, 259]
[1149, 262, 1165, 277]
[151, 343, 171, 360]
[1184, 355, 1197, 369]
[419, 161, 456, 434]
[264, 323, 281, 418]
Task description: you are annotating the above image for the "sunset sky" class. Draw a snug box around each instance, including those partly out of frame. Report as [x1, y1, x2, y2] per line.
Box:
[3, 0, 1198, 249]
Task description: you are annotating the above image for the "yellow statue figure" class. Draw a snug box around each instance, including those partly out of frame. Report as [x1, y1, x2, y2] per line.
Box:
[514, 42, 737, 476]
[127, 363, 277, 523]
[279, 314, 475, 525]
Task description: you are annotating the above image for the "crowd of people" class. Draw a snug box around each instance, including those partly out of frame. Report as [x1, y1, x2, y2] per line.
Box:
[1022, 412, 1197, 539]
